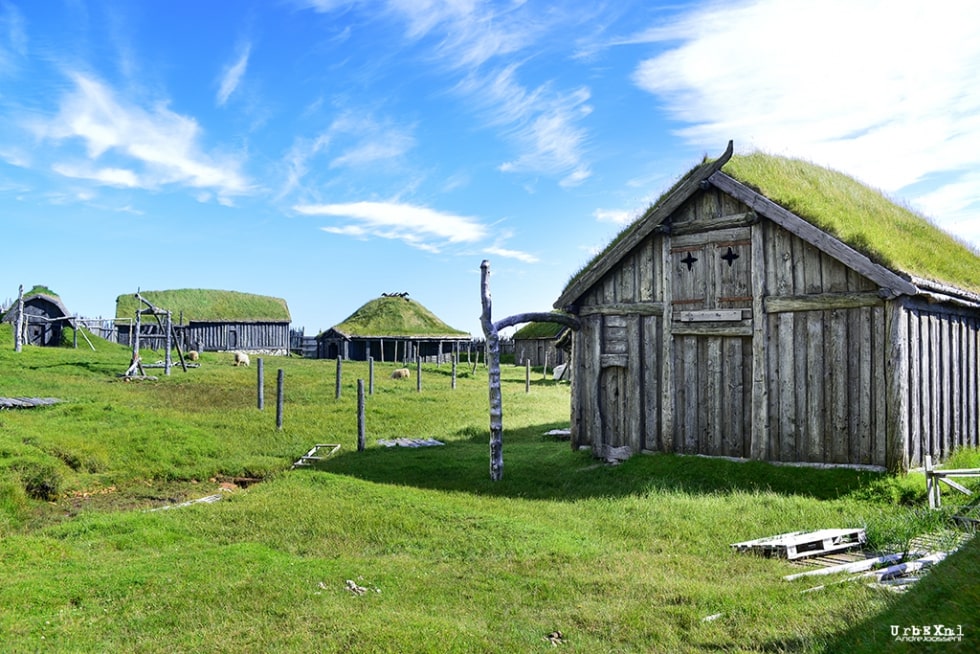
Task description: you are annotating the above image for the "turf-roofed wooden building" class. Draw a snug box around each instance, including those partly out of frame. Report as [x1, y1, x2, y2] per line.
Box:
[513, 320, 568, 367]
[317, 294, 469, 362]
[1, 286, 75, 347]
[554, 142, 980, 471]
[115, 289, 291, 355]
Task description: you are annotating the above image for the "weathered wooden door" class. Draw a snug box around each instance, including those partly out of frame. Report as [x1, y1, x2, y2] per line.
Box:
[598, 315, 629, 452]
[669, 227, 753, 456]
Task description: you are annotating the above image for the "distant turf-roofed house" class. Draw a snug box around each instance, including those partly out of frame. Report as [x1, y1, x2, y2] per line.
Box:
[555, 141, 980, 472]
[115, 289, 291, 355]
[512, 320, 568, 367]
[1, 285, 75, 346]
[317, 293, 470, 362]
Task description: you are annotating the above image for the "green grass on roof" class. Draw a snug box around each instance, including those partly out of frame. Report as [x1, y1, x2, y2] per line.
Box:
[333, 296, 468, 337]
[513, 321, 564, 339]
[723, 153, 980, 294]
[562, 151, 980, 298]
[25, 285, 58, 298]
[115, 289, 290, 322]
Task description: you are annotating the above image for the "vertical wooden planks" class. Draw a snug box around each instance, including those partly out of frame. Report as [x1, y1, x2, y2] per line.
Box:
[805, 312, 825, 462]
[885, 301, 910, 471]
[777, 312, 796, 461]
[661, 235, 675, 452]
[749, 223, 769, 460]
[829, 309, 849, 463]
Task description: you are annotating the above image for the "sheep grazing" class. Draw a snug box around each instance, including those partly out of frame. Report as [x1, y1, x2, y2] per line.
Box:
[234, 352, 250, 367]
[186, 350, 199, 362]
[390, 368, 410, 379]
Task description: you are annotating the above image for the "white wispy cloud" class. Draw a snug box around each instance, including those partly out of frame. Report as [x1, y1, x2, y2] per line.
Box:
[279, 111, 416, 198]
[303, 1, 595, 186]
[294, 200, 488, 252]
[0, 2, 27, 75]
[52, 162, 140, 188]
[484, 245, 538, 264]
[630, 0, 980, 236]
[217, 44, 251, 106]
[35, 73, 250, 199]
[593, 208, 631, 225]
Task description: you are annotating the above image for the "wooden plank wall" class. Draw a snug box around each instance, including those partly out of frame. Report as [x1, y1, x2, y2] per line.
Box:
[762, 221, 888, 466]
[905, 302, 980, 467]
[570, 235, 663, 453]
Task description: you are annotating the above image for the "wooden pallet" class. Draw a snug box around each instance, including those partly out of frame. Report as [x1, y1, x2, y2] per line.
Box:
[732, 528, 866, 560]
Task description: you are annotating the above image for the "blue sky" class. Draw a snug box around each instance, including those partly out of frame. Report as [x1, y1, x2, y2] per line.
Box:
[2, 0, 979, 337]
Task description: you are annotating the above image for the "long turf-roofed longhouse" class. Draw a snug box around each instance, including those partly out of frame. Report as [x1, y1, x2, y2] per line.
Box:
[555, 141, 980, 472]
[115, 289, 291, 355]
[1, 286, 75, 347]
[317, 294, 470, 362]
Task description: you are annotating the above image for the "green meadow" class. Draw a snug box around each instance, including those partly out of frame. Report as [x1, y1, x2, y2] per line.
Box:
[0, 326, 976, 653]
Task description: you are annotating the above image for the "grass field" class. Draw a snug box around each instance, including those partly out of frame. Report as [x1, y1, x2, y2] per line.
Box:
[0, 326, 977, 653]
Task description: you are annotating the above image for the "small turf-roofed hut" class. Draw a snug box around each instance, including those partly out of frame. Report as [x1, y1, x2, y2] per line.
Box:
[1, 286, 75, 346]
[115, 289, 291, 354]
[554, 142, 980, 472]
[512, 320, 568, 367]
[317, 294, 470, 362]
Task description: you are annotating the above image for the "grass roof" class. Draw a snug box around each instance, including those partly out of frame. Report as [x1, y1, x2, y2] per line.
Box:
[25, 285, 59, 298]
[115, 289, 290, 322]
[562, 149, 980, 297]
[331, 296, 468, 338]
[513, 320, 565, 339]
[723, 153, 980, 294]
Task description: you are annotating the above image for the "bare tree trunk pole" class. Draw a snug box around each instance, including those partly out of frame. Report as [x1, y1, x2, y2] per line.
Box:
[14, 285, 24, 352]
[480, 260, 504, 481]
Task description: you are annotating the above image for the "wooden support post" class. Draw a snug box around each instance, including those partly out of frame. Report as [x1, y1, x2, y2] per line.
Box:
[276, 369, 285, 430]
[257, 358, 264, 410]
[335, 356, 343, 399]
[368, 357, 375, 395]
[925, 455, 939, 508]
[416, 355, 422, 392]
[164, 310, 173, 376]
[357, 379, 366, 451]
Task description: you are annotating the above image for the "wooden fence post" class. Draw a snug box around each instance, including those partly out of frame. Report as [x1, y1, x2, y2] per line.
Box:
[276, 369, 285, 430]
[452, 356, 457, 389]
[335, 356, 343, 399]
[357, 379, 366, 451]
[416, 356, 422, 392]
[257, 358, 264, 410]
[525, 359, 531, 393]
[368, 357, 375, 395]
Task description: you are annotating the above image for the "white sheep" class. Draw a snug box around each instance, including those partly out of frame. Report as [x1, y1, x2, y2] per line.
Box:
[234, 352, 250, 367]
[390, 367, 410, 379]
